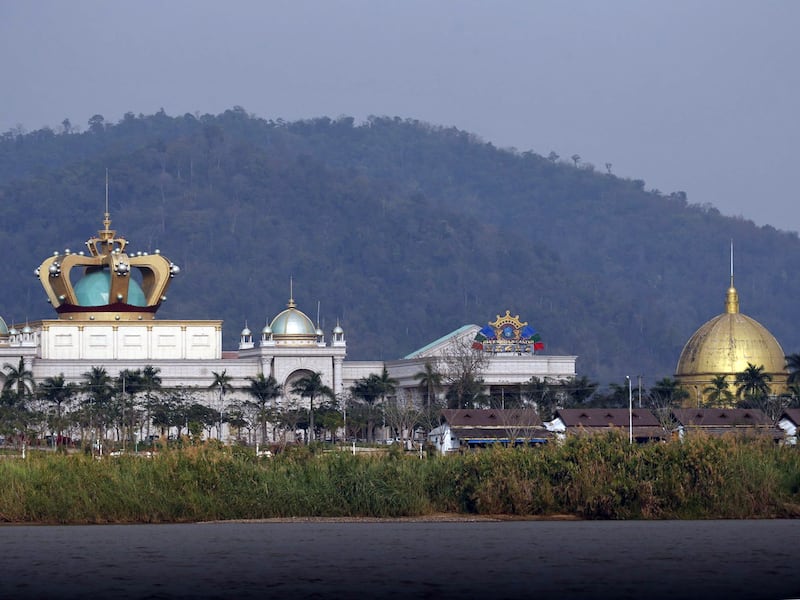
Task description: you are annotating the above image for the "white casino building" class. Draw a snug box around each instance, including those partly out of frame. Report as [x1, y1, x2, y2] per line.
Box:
[0, 211, 577, 441]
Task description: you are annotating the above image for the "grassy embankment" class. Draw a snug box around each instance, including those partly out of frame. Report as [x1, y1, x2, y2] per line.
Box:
[1, 433, 799, 524]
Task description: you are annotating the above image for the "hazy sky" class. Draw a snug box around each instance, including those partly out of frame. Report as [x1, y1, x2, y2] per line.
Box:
[2, 1, 798, 232]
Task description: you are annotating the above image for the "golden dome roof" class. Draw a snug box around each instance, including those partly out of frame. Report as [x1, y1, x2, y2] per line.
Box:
[675, 278, 787, 397]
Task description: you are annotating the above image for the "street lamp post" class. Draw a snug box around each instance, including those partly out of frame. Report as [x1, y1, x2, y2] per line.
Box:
[340, 394, 347, 444]
[626, 375, 633, 444]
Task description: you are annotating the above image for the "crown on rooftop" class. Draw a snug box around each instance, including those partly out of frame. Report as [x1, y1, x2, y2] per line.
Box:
[35, 210, 179, 321]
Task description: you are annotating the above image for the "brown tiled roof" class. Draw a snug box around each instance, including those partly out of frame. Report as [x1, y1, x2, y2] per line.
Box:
[671, 408, 771, 427]
[441, 409, 542, 428]
[555, 408, 662, 428]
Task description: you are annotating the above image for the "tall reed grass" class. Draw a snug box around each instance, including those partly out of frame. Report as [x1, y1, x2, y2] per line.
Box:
[1, 434, 798, 523]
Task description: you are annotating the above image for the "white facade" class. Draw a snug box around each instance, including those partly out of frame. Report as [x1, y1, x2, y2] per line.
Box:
[2, 318, 576, 398]
[1, 313, 578, 442]
[38, 320, 222, 361]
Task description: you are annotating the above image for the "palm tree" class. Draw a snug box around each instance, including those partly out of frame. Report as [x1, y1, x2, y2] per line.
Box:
[649, 377, 690, 407]
[735, 363, 773, 404]
[786, 353, 800, 386]
[245, 373, 281, 443]
[351, 374, 383, 442]
[349, 369, 398, 441]
[787, 382, 800, 408]
[81, 366, 114, 445]
[210, 370, 233, 441]
[703, 374, 733, 407]
[115, 369, 145, 448]
[2, 357, 34, 406]
[561, 375, 599, 406]
[376, 366, 398, 408]
[376, 367, 399, 440]
[38, 374, 77, 446]
[445, 372, 486, 409]
[140, 365, 163, 440]
[290, 371, 333, 444]
[413, 361, 442, 416]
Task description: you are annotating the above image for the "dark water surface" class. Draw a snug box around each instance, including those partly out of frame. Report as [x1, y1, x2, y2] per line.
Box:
[1, 519, 798, 599]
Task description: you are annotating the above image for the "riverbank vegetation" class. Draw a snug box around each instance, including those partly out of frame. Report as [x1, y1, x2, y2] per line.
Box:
[2, 434, 799, 524]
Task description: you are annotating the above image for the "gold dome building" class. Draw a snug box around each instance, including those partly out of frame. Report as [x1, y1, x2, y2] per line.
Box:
[675, 261, 788, 406]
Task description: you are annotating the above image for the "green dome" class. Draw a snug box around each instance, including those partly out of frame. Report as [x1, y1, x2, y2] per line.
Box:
[270, 307, 316, 337]
[74, 269, 147, 307]
[0, 316, 8, 336]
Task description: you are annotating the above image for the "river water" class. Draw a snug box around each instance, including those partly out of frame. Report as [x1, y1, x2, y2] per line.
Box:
[1, 519, 798, 599]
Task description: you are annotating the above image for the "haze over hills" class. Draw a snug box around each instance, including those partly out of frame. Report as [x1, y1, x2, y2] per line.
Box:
[1, 108, 797, 387]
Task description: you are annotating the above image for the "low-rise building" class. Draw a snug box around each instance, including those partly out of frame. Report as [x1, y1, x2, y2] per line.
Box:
[670, 408, 783, 441]
[428, 409, 550, 454]
[547, 408, 668, 442]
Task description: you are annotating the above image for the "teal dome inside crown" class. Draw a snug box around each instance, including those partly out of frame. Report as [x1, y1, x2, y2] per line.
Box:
[74, 269, 147, 307]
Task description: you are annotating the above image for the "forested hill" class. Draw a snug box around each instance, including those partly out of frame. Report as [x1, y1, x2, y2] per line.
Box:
[1, 108, 798, 386]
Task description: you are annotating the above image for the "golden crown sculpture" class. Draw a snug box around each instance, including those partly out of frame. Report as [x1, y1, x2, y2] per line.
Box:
[35, 211, 179, 321]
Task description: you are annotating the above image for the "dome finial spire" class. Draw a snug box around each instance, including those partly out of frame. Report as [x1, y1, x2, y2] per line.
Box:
[97, 169, 116, 243]
[726, 240, 739, 314]
[103, 168, 112, 234]
[287, 276, 296, 308]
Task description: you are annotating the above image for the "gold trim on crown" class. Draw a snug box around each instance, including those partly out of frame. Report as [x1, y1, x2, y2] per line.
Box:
[36, 213, 178, 321]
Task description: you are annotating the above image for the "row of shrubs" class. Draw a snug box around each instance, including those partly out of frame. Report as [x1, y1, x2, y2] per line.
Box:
[1, 433, 799, 523]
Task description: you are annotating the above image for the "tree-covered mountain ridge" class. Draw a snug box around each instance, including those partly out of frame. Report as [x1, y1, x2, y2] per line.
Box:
[1, 108, 798, 387]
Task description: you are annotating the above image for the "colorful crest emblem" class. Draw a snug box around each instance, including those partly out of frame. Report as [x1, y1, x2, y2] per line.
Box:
[472, 310, 545, 354]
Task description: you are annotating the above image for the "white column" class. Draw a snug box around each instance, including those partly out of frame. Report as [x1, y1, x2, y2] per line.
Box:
[261, 355, 273, 378]
[333, 357, 344, 397]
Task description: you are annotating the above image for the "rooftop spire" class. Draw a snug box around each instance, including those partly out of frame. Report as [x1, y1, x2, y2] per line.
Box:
[726, 240, 739, 314]
[103, 169, 111, 233]
[287, 276, 296, 308]
[98, 169, 115, 243]
[730, 239, 734, 288]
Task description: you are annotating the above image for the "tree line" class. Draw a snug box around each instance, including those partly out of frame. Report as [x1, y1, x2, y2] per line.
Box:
[5, 351, 797, 451]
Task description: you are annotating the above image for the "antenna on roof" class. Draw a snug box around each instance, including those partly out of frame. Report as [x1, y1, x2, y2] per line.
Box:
[317, 300, 321, 327]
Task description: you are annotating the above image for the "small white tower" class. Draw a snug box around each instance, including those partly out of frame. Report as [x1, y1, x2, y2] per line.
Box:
[260, 321, 275, 347]
[332, 321, 346, 347]
[239, 322, 254, 350]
